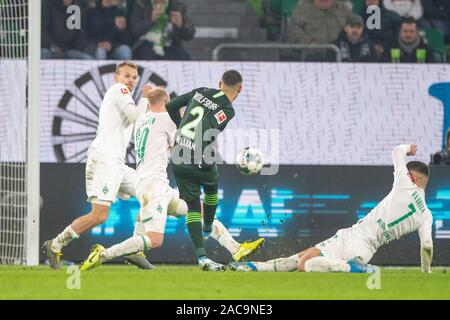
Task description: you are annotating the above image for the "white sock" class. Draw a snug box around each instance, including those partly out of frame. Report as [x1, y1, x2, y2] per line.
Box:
[51, 225, 79, 252]
[101, 235, 151, 262]
[210, 219, 240, 254]
[133, 221, 146, 238]
[253, 254, 299, 272]
[304, 256, 351, 272]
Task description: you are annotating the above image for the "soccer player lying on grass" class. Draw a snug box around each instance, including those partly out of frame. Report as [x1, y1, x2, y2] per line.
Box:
[230, 144, 433, 273]
[80, 88, 263, 270]
[42, 61, 153, 270]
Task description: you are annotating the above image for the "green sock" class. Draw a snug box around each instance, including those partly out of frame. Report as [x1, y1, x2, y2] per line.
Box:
[186, 211, 206, 258]
[203, 193, 219, 232]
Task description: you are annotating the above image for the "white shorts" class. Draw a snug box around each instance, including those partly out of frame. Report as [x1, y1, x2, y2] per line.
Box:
[315, 228, 374, 264]
[136, 177, 175, 234]
[85, 151, 137, 205]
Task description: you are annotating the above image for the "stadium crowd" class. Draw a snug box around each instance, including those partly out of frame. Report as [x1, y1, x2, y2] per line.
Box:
[38, 0, 450, 63]
[41, 0, 195, 60]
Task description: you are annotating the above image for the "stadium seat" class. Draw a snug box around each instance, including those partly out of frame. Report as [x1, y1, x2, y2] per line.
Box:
[351, 0, 363, 14]
[261, 0, 299, 42]
[423, 27, 447, 63]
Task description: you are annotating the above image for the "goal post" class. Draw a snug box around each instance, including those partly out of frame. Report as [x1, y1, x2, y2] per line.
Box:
[0, 0, 41, 266]
[26, 0, 41, 266]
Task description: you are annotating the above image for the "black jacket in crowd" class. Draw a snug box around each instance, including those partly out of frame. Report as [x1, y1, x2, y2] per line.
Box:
[382, 37, 435, 63]
[41, 0, 95, 54]
[422, 0, 450, 20]
[360, 1, 401, 48]
[87, 3, 131, 49]
[331, 30, 377, 63]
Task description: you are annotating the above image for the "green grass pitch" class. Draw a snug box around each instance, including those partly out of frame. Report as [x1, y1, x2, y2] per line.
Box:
[1, 265, 449, 300]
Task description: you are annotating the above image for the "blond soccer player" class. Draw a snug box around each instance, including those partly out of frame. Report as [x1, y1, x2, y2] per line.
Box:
[42, 62, 152, 269]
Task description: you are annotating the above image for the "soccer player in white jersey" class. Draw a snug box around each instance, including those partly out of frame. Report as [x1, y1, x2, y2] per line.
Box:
[42, 62, 152, 270]
[230, 144, 434, 273]
[79, 88, 265, 270]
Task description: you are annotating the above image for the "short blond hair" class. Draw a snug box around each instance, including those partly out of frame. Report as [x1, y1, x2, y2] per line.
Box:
[115, 61, 138, 75]
[148, 88, 169, 105]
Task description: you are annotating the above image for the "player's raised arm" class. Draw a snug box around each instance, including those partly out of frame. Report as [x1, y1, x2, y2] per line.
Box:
[392, 144, 416, 188]
[119, 84, 152, 123]
[166, 90, 196, 127]
[418, 211, 433, 273]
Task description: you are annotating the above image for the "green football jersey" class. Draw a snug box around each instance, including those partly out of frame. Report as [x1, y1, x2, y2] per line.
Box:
[166, 87, 235, 167]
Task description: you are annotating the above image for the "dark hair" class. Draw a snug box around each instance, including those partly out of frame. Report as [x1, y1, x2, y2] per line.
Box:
[222, 70, 243, 87]
[400, 17, 417, 29]
[407, 161, 429, 177]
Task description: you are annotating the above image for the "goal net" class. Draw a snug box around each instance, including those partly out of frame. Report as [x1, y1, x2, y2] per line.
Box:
[0, 0, 40, 265]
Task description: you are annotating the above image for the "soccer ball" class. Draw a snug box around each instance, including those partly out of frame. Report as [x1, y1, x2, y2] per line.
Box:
[236, 147, 263, 175]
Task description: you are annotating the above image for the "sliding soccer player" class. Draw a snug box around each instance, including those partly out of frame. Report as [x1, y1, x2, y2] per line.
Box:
[230, 145, 433, 273]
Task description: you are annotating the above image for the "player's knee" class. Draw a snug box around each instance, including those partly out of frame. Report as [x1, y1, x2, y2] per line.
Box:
[423, 242, 433, 251]
[204, 184, 218, 195]
[175, 199, 188, 216]
[298, 248, 319, 272]
[298, 259, 307, 272]
[186, 196, 201, 213]
[149, 234, 164, 248]
[94, 213, 109, 225]
[91, 205, 110, 224]
[152, 238, 163, 248]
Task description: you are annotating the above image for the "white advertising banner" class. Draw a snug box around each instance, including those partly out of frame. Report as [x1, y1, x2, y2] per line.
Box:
[1, 60, 449, 164]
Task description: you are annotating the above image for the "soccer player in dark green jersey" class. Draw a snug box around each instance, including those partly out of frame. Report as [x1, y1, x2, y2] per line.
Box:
[166, 70, 262, 271]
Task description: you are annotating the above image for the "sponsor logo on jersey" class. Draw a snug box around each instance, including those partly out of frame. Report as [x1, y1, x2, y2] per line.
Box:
[215, 110, 227, 124]
[120, 88, 129, 95]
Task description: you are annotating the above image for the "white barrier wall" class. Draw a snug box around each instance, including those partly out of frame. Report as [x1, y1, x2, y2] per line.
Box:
[1, 60, 448, 164]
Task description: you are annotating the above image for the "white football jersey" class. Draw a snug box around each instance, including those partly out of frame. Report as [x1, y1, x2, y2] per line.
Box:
[134, 111, 176, 180]
[89, 83, 137, 161]
[351, 145, 433, 253]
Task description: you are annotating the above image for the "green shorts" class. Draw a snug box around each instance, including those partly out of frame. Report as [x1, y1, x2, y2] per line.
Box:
[172, 164, 219, 202]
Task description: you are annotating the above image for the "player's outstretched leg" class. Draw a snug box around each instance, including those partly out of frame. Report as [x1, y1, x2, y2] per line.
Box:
[42, 202, 110, 269]
[80, 244, 105, 271]
[229, 254, 300, 272]
[299, 248, 375, 273]
[41, 240, 63, 270]
[80, 235, 154, 271]
[209, 219, 264, 261]
[123, 220, 155, 270]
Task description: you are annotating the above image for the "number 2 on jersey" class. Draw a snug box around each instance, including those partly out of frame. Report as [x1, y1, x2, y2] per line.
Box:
[180, 106, 204, 140]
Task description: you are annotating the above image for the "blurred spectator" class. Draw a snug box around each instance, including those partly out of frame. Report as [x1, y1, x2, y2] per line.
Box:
[287, 0, 352, 45]
[41, 0, 96, 59]
[129, 0, 195, 60]
[422, 0, 450, 43]
[260, 0, 300, 41]
[383, 0, 427, 27]
[360, 0, 401, 57]
[330, 14, 377, 62]
[383, 17, 435, 63]
[87, 0, 132, 60]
